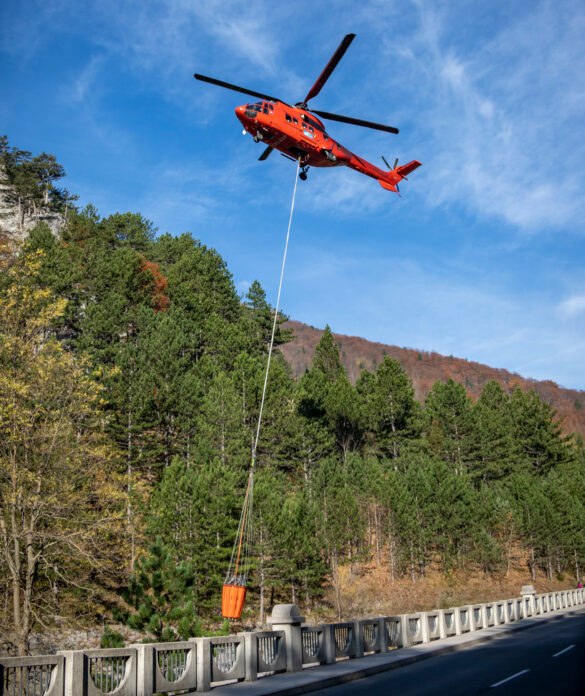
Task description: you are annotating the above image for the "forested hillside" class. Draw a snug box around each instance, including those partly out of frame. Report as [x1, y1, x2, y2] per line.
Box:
[280, 320, 585, 437]
[1, 140, 584, 656]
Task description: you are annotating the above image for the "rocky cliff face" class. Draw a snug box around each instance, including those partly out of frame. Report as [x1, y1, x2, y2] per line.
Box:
[0, 166, 65, 253]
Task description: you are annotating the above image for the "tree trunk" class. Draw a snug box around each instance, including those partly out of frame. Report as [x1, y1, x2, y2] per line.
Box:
[410, 541, 415, 583]
[374, 504, 381, 567]
[259, 523, 265, 625]
[389, 526, 396, 582]
[127, 407, 135, 571]
[573, 540, 581, 584]
[332, 555, 342, 620]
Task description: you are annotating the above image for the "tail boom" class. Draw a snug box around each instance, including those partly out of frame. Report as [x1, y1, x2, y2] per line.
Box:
[343, 149, 422, 195]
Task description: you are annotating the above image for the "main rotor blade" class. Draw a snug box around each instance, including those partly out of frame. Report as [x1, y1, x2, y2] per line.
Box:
[312, 109, 399, 134]
[258, 146, 274, 161]
[194, 73, 282, 104]
[304, 33, 356, 104]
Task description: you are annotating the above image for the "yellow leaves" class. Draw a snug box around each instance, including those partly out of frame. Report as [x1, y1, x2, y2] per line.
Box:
[0, 248, 67, 344]
[0, 247, 122, 526]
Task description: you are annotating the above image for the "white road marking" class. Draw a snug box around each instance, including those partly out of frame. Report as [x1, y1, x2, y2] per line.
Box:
[553, 644, 575, 657]
[490, 669, 530, 688]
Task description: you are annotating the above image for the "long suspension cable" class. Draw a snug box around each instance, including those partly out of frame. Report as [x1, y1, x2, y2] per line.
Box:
[227, 160, 300, 584]
[251, 159, 300, 470]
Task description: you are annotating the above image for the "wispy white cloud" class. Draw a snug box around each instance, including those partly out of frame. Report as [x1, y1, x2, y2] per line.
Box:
[558, 295, 585, 319]
[402, 0, 585, 232]
[179, 0, 281, 73]
[69, 54, 106, 103]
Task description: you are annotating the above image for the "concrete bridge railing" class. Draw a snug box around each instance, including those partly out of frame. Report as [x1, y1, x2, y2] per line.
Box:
[1, 587, 583, 695]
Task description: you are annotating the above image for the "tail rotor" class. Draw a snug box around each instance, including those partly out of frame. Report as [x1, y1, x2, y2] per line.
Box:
[382, 155, 406, 195]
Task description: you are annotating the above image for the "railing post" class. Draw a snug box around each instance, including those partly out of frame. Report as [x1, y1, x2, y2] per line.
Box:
[378, 618, 389, 652]
[323, 625, 336, 664]
[133, 643, 154, 696]
[241, 632, 257, 682]
[478, 603, 487, 628]
[196, 637, 211, 692]
[437, 610, 447, 639]
[420, 613, 430, 643]
[353, 621, 364, 658]
[521, 585, 536, 616]
[399, 615, 410, 647]
[58, 650, 84, 696]
[268, 604, 305, 673]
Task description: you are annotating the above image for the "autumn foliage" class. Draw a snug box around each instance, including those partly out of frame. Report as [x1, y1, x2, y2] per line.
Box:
[140, 257, 170, 312]
[280, 320, 585, 438]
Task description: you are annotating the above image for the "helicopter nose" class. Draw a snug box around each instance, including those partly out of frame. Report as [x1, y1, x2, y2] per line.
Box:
[235, 105, 246, 121]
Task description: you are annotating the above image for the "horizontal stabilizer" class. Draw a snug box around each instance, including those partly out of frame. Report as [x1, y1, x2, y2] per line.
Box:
[396, 160, 422, 178]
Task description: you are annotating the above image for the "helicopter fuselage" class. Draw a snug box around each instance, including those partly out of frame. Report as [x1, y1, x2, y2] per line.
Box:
[235, 100, 418, 192]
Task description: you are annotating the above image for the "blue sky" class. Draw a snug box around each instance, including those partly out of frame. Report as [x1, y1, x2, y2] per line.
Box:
[2, 0, 584, 390]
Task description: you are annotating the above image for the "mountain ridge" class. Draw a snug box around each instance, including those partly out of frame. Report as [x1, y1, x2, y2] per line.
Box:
[279, 319, 585, 437]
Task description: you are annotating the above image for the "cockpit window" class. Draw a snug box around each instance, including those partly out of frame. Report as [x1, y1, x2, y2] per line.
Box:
[285, 113, 292, 122]
[303, 115, 324, 132]
[293, 117, 298, 124]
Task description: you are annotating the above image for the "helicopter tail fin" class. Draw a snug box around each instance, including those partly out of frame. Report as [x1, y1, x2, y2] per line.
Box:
[378, 159, 422, 195]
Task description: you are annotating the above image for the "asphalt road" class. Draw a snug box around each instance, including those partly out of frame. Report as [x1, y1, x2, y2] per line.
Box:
[308, 610, 585, 696]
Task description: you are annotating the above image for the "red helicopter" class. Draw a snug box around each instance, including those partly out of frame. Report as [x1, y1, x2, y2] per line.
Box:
[194, 33, 421, 194]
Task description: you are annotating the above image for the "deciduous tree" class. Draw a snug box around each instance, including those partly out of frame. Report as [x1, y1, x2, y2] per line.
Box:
[0, 251, 125, 654]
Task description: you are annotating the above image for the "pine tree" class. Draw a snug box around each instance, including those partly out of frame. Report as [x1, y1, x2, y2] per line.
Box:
[295, 327, 353, 468]
[146, 457, 241, 613]
[119, 537, 202, 641]
[325, 375, 365, 464]
[312, 325, 344, 381]
[243, 280, 292, 354]
[0, 136, 68, 224]
[469, 381, 516, 484]
[424, 379, 474, 475]
[509, 388, 571, 474]
[358, 357, 418, 462]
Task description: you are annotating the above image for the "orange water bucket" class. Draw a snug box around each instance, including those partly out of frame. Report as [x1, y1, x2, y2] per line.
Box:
[222, 584, 247, 619]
